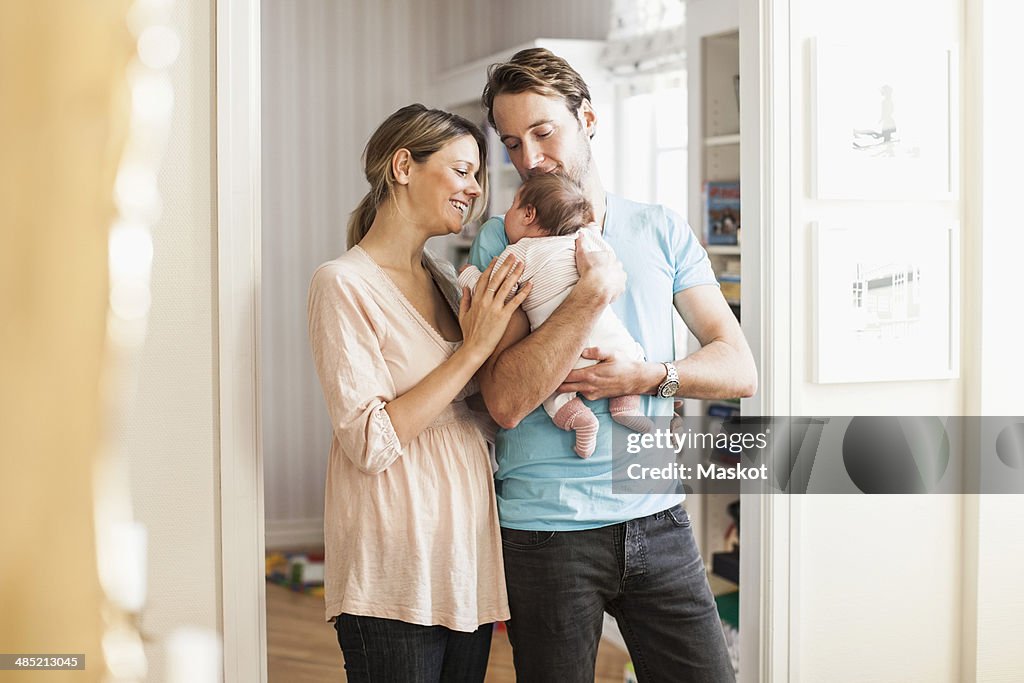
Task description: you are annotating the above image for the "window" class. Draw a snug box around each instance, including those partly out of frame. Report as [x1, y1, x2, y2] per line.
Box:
[609, 0, 685, 40]
[616, 71, 687, 220]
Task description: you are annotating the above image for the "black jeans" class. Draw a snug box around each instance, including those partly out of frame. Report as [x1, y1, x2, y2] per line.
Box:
[500, 504, 735, 683]
[333, 614, 493, 683]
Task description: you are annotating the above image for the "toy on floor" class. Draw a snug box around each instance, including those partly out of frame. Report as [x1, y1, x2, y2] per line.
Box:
[265, 550, 325, 596]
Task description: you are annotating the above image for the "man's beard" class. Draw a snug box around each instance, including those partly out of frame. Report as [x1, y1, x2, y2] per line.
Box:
[524, 126, 592, 185]
[561, 146, 591, 185]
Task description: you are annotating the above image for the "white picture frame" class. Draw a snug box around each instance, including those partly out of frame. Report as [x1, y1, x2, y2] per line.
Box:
[811, 40, 957, 200]
[812, 222, 959, 383]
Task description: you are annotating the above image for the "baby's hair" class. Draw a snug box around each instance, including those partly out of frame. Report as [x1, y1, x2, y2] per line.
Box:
[517, 174, 594, 237]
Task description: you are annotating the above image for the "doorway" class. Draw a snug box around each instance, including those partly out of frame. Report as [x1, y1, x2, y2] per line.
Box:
[216, 2, 791, 681]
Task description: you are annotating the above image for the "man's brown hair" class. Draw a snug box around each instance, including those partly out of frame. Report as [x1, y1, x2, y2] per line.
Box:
[482, 48, 593, 137]
[517, 174, 594, 237]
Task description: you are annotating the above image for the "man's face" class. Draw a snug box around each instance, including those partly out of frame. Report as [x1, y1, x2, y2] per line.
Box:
[492, 90, 595, 184]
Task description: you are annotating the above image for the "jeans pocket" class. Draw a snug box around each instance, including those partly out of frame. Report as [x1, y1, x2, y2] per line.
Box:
[666, 504, 692, 528]
[500, 528, 557, 550]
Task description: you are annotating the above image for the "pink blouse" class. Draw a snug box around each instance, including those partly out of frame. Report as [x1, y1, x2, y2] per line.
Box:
[307, 245, 508, 632]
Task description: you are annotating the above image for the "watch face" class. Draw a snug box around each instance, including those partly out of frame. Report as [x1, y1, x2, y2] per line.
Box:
[659, 380, 680, 398]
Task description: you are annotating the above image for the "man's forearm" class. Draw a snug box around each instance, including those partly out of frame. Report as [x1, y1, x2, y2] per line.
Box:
[659, 285, 758, 401]
[482, 288, 606, 428]
[674, 338, 758, 400]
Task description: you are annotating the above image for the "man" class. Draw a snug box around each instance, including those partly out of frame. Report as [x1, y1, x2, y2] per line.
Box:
[469, 48, 757, 682]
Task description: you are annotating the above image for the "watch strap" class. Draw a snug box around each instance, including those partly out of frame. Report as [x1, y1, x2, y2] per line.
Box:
[658, 361, 679, 397]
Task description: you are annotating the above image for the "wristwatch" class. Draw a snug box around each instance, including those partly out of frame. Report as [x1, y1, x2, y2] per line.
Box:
[657, 362, 680, 398]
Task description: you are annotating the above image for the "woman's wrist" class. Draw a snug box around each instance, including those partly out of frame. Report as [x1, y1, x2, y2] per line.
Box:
[452, 342, 490, 371]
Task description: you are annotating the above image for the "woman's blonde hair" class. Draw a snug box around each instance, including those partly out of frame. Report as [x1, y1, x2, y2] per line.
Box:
[347, 104, 489, 248]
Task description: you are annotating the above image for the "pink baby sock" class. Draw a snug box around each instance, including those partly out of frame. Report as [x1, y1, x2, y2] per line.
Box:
[553, 397, 599, 459]
[609, 395, 655, 434]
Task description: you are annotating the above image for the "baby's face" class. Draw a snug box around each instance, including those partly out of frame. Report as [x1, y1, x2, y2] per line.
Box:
[503, 188, 546, 244]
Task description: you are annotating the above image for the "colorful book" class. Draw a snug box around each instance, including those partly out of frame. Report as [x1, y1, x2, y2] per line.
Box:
[704, 181, 740, 245]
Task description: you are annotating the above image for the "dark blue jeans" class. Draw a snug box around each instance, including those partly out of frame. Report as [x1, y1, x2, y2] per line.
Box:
[333, 613, 492, 683]
[500, 503, 735, 683]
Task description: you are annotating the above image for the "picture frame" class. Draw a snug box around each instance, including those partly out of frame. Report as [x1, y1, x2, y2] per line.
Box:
[810, 40, 957, 200]
[812, 222, 960, 383]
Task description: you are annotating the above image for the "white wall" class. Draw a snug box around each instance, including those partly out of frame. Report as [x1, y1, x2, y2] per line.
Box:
[115, 0, 219, 674]
[758, 0, 1000, 680]
[788, 3, 963, 675]
[261, 0, 611, 547]
[962, 2, 1024, 680]
[787, 1, 962, 416]
[973, 0, 1024, 417]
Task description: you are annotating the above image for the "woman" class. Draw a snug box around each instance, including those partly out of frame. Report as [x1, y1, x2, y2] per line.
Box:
[307, 103, 530, 682]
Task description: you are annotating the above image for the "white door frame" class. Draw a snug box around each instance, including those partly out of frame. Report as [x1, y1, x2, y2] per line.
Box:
[216, 1, 266, 682]
[215, 1, 793, 681]
[739, 0, 797, 680]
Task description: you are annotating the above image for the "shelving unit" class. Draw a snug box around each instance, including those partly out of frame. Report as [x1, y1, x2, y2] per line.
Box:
[705, 133, 742, 147]
[685, 5, 742, 674]
[692, 25, 741, 577]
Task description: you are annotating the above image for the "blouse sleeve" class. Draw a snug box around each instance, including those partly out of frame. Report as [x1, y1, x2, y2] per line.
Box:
[307, 265, 403, 475]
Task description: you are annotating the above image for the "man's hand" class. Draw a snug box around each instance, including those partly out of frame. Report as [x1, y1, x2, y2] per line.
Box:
[574, 236, 626, 305]
[557, 347, 665, 400]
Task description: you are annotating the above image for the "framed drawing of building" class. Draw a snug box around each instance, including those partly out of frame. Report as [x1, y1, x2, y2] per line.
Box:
[812, 222, 959, 383]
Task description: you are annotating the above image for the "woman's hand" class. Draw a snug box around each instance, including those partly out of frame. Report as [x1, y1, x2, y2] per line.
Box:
[458, 256, 531, 363]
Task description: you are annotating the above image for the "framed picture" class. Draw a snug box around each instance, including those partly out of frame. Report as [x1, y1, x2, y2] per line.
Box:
[812, 222, 959, 383]
[811, 41, 956, 199]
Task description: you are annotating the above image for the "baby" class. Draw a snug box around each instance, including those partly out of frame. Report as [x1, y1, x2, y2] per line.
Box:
[458, 174, 653, 458]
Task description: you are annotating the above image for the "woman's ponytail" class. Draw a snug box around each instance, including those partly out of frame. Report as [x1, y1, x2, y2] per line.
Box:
[347, 191, 378, 249]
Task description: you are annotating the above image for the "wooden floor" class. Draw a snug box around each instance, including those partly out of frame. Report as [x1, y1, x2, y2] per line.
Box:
[266, 582, 632, 682]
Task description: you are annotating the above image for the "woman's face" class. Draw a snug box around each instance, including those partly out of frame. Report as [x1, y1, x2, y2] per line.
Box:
[406, 134, 482, 236]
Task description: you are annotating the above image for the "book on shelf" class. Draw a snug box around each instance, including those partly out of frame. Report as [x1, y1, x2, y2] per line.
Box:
[703, 181, 740, 246]
[718, 273, 740, 304]
[707, 402, 740, 419]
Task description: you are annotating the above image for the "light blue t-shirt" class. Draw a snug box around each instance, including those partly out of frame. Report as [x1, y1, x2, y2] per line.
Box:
[469, 192, 719, 530]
